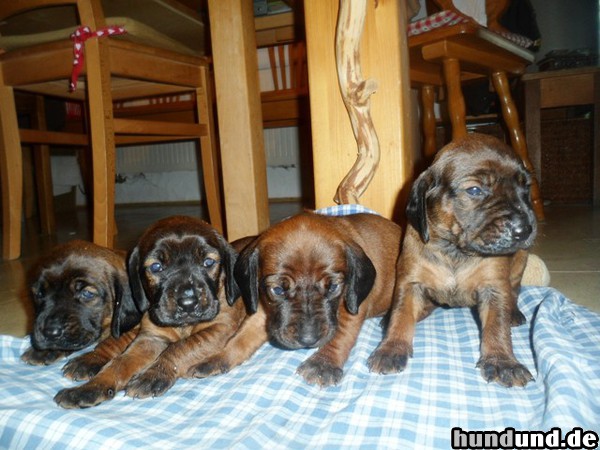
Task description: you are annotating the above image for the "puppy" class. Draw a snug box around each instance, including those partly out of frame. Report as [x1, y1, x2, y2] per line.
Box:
[54, 216, 244, 408]
[21, 240, 142, 380]
[368, 133, 537, 387]
[190, 212, 402, 387]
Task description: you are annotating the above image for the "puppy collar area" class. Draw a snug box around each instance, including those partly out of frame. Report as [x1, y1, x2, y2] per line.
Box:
[314, 204, 381, 217]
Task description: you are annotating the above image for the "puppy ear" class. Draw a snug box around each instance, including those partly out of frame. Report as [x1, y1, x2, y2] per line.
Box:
[406, 171, 432, 243]
[233, 244, 260, 314]
[110, 271, 142, 338]
[216, 235, 241, 306]
[344, 243, 377, 315]
[126, 246, 149, 315]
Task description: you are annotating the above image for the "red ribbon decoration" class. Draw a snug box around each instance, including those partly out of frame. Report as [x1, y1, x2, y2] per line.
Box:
[69, 25, 127, 92]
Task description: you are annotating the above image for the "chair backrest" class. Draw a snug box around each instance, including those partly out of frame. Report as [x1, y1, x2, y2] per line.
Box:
[425, 0, 510, 32]
[265, 41, 308, 95]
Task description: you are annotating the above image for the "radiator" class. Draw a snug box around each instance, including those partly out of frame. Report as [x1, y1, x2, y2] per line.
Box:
[116, 127, 300, 173]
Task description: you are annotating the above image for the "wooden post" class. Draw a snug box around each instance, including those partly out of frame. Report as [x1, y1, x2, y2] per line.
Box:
[208, 0, 270, 240]
[304, 0, 415, 219]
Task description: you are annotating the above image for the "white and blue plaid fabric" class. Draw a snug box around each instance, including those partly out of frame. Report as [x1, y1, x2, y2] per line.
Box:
[0, 287, 598, 449]
[1, 207, 598, 448]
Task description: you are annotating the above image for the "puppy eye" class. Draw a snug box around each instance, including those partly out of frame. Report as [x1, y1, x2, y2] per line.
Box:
[327, 283, 340, 294]
[466, 186, 484, 197]
[149, 262, 163, 273]
[270, 286, 285, 297]
[80, 288, 96, 300]
[203, 258, 216, 268]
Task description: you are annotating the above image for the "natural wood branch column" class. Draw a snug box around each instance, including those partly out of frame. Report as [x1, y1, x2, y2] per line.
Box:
[304, 0, 415, 219]
[208, 0, 270, 240]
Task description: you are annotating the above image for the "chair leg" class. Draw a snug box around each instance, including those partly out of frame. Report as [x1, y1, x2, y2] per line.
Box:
[421, 85, 437, 161]
[491, 71, 545, 221]
[86, 38, 116, 248]
[33, 96, 55, 235]
[0, 85, 23, 260]
[197, 66, 224, 234]
[442, 58, 467, 140]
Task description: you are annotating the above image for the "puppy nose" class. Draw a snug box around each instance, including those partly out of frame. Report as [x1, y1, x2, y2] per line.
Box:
[297, 332, 319, 348]
[43, 322, 63, 339]
[177, 289, 198, 311]
[510, 220, 533, 241]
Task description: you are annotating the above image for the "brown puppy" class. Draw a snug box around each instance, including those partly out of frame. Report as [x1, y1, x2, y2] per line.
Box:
[190, 212, 402, 387]
[54, 216, 244, 408]
[368, 133, 537, 387]
[21, 240, 142, 380]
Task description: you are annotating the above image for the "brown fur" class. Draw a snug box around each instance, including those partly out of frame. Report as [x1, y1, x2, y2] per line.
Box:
[21, 240, 142, 381]
[368, 133, 537, 387]
[190, 212, 402, 387]
[54, 216, 245, 408]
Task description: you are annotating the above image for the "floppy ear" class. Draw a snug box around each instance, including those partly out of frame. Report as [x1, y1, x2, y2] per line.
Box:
[406, 170, 432, 243]
[110, 271, 143, 338]
[216, 235, 241, 306]
[126, 247, 149, 315]
[344, 243, 377, 315]
[233, 244, 260, 314]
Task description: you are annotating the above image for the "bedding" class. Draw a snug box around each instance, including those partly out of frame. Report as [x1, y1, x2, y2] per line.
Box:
[0, 286, 598, 449]
[1, 206, 598, 448]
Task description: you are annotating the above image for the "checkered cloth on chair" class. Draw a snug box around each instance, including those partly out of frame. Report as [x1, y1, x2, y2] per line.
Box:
[408, 10, 534, 49]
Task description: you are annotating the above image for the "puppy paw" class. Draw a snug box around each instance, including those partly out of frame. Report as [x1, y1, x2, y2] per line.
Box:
[367, 341, 412, 375]
[476, 356, 533, 387]
[296, 356, 343, 387]
[62, 352, 108, 381]
[21, 347, 69, 366]
[54, 383, 116, 409]
[126, 366, 176, 399]
[188, 356, 231, 378]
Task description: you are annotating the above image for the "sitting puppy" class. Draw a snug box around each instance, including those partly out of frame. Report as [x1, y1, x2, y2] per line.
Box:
[368, 133, 537, 387]
[54, 216, 244, 408]
[191, 212, 402, 387]
[21, 240, 142, 380]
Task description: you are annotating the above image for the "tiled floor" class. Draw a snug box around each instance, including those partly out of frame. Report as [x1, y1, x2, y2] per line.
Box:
[0, 201, 598, 338]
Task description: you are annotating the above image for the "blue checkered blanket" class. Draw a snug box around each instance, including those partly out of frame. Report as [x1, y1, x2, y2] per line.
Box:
[1, 206, 599, 448]
[1, 288, 599, 449]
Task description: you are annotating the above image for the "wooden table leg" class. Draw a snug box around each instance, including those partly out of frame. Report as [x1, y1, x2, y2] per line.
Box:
[523, 78, 542, 187]
[421, 85, 437, 161]
[442, 58, 467, 140]
[492, 71, 545, 221]
[0, 84, 23, 260]
[208, 0, 270, 240]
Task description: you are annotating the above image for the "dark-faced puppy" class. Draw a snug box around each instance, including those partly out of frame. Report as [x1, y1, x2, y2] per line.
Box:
[54, 216, 245, 409]
[368, 133, 537, 387]
[190, 212, 402, 387]
[21, 240, 142, 380]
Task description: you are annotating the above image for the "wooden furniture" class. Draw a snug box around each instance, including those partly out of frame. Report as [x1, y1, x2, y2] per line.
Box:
[523, 67, 600, 205]
[207, 0, 269, 241]
[304, 0, 416, 219]
[261, 41, 309, 128]
[0, 0, 221, 259]
[408, 20, 545, 220]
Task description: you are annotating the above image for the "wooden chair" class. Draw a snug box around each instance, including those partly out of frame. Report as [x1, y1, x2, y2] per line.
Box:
[0, 0, 222, 260]
[261, 41, 309, 128]
[408, 0, 545, 220]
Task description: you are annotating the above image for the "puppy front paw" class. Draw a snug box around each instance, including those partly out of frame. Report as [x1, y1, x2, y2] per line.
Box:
[476, 356, 533, 387]
[21, 347, 70, 366]
[367, 341, 413, 375]
[126, 365, 177, 399]
[188, 355, 232, 378]
[296, 355, 343, 387]
[54, 382, 116, 409]
[62, 352, 109, 381]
